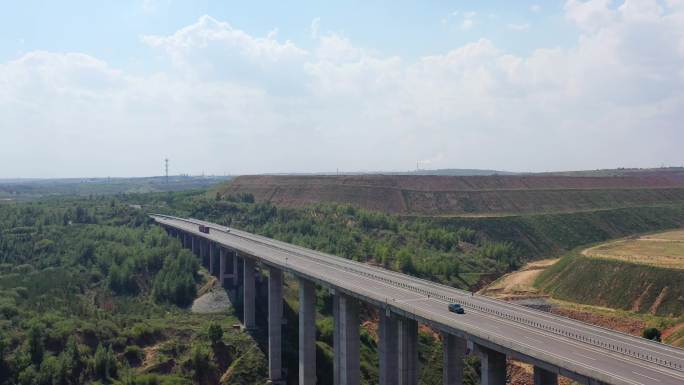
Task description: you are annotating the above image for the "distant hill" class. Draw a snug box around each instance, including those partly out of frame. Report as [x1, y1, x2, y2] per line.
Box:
[214, 172, 684, 216]
[0, 175, 232, 199]
[535, 166, 684, 178]
[263, 168, 518, 176]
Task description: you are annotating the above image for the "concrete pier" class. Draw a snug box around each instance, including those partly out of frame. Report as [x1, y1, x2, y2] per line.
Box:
[219, 248, 226, 285]
[199, 239, 205, 262]
[268, 267, 283, 382]
[232, 252, 239, 287]
[334, 292, 360, 385]
[479, 346, 507, 385]
[398, 318, 418, 385]
[442, 333, 466, 385]
[191, 236, 197, 255]
[534, 366, 558, 385]
[299, 278, 316, 385]
[208, 241, 215, 275]
[243, 258, 256, 330]
[379, 310, 398, 385]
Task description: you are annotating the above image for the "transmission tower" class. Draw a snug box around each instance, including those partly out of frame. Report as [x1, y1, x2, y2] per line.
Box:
[164, 158, 169, 184]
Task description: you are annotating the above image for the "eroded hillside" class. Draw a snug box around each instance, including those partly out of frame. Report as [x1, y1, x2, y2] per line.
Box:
[215, 171, 684, 216]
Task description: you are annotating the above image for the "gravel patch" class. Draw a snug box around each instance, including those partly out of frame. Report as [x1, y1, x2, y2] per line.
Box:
[191, 286, 233, 314]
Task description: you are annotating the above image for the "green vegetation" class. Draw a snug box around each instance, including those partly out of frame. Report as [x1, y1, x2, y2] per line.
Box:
[2, 187, 683, 384]
[0, 197, 267, 385]
[0, 176, 231, 200]
[435, 204, 684, 258]
[642, 327, 662, 342]
[535, 254, 684, 316]
[146, 195, 516, 287]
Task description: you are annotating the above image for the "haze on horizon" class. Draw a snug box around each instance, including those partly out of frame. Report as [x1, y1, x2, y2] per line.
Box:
[1, 0, 683, 178]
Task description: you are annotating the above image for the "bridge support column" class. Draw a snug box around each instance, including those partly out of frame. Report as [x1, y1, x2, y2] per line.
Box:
[378, 310, 398, 385]
[219, 248, 226, 285]
[398, 317, 418, 385]
[243, 258, 256, 330]
[533, 367, 558, 385]
[191, 236, 197, 255]
[443, 333, 466, 385]
[299, 278, 316, 385]
[208, 242, 215, 275]
[268, 267, 283, 383]
[479, 346, 506, 385]
[201, 240, 208, 266]
[334, 292, 360, 385]
[232, 252, 239, 287]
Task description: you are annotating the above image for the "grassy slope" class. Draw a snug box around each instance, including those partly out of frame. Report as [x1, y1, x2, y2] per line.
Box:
[433, 204, 684, 258]
[535, 255, 684, 316]
[582, 229, 684, 269]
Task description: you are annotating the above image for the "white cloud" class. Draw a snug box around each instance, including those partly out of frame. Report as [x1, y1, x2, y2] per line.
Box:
[461, 19, 474, 30]
[564, 0, 616, 31]
[507, 23, 530, 31]
[530, 4, 542, 13]
[310, 17, 321, 38]
[1, 4, 684, 177]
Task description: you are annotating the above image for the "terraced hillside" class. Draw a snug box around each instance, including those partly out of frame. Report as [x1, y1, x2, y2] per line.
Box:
[215, 171, 684, 216]
[535, 254, 684, 317]
[534, 227, 684, 318]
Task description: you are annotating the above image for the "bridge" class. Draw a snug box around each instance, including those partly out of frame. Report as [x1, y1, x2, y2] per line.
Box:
[151, 214, 684, 385]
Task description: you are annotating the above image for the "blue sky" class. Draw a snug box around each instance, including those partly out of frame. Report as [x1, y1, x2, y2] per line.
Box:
[1, 0, 683, 177]
[1, 1, 575, 71]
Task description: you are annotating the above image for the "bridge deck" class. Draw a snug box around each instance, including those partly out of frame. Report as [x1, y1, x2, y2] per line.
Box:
[153, 214, 684, 385]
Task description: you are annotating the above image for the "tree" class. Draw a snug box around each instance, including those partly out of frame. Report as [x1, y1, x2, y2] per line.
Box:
[642, 327, 662, 342]
[189, 344, 215, 382]
[396, 248, 416, 275]
[94, 344, 117, 381]
[59, 337, 85, 384]
[27, 322, 44, 365]
[207, 323, 223, 345]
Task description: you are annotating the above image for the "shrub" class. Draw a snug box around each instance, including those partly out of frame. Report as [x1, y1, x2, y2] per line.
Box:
[207, 323, 223, 345]
[152, 253, 198, 307]
[124, 345, 144, 366]
[94, 343, 118, 380]
[642, 327, 662, 342]
[189, 344, 215, 382]
[27, 321, 45, 365]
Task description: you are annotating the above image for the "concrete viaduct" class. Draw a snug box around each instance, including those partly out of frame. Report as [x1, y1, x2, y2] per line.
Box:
[152, 214, 684, 385]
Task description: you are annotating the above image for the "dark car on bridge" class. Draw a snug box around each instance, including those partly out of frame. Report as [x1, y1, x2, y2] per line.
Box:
[448, 303, 465, 314]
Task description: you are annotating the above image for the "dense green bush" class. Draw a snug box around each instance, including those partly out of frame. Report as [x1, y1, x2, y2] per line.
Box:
[207, 323, 223, 345]
[94, 344, 118, 381]
[643, 327, 662, 342]
[152, 252, 198, 307]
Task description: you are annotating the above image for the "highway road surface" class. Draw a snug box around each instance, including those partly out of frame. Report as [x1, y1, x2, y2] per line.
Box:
[152, 214, 684, 385]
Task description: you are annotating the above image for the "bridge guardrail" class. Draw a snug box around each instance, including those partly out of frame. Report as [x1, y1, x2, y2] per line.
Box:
[151, 213, 684, 372]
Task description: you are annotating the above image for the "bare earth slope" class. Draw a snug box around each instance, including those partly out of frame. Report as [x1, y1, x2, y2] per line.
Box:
[216, 171, 684, 215]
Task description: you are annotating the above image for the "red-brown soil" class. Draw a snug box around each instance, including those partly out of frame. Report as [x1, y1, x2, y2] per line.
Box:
[508, 361, 575, 385]
[216, 173, 684, 215]
[550, 308, 646, 336]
